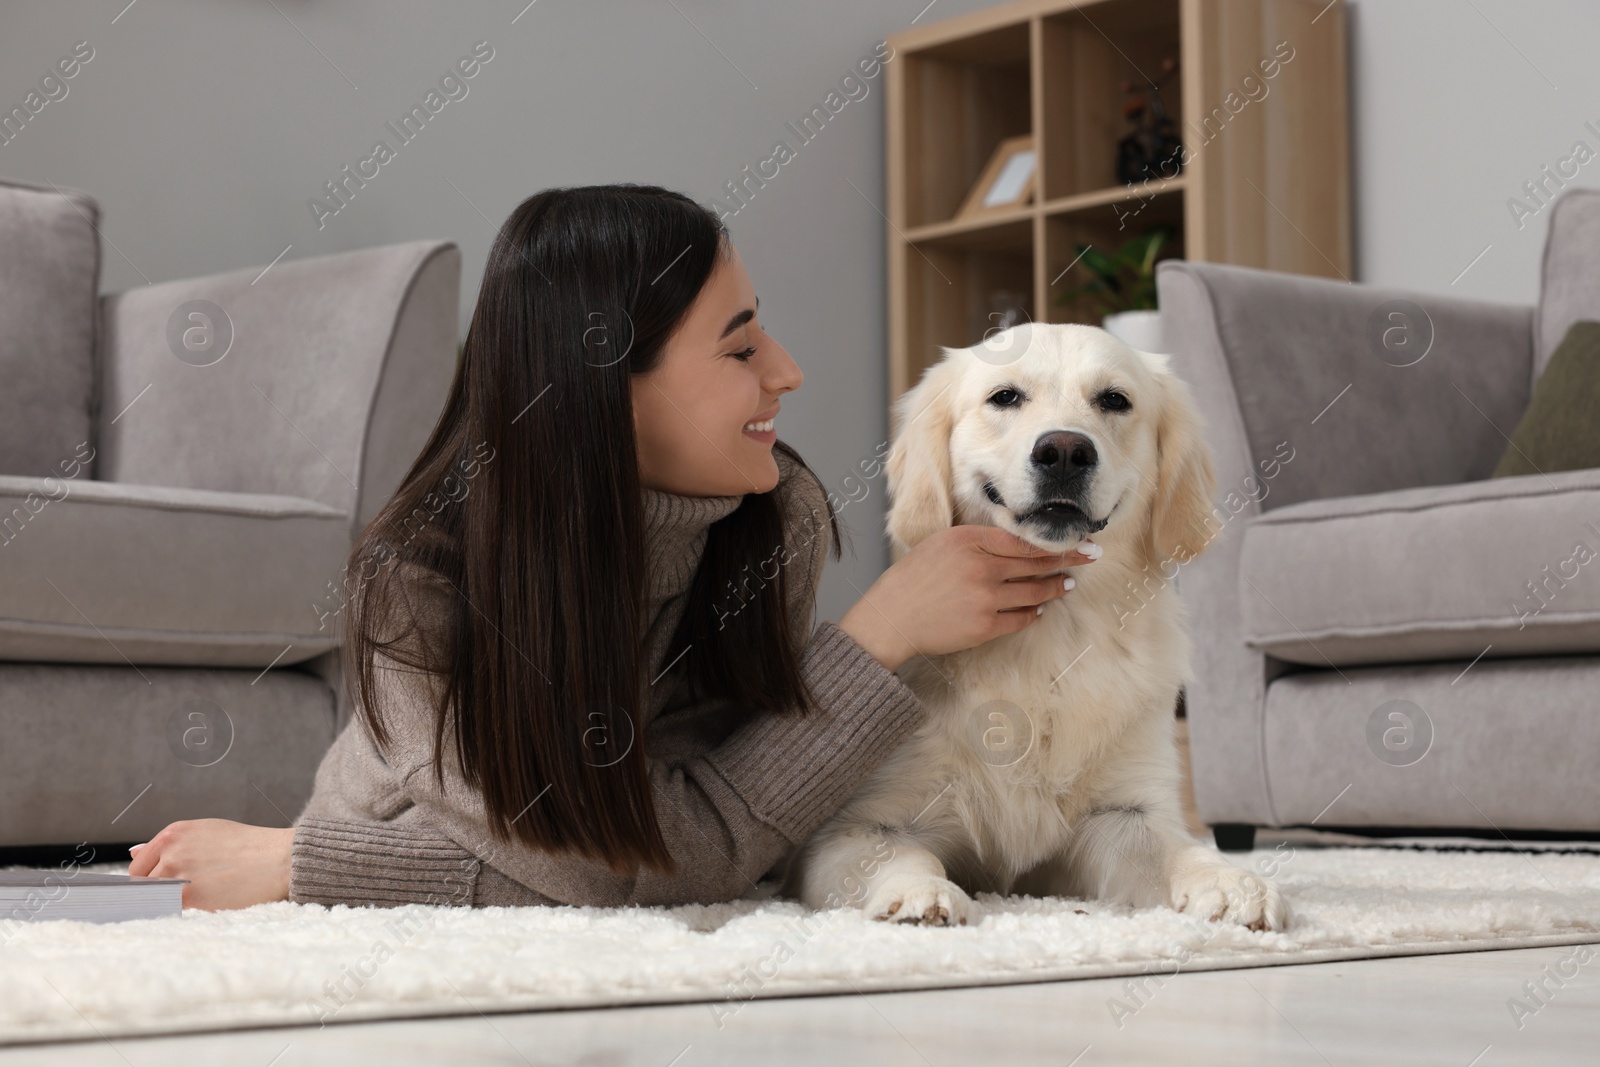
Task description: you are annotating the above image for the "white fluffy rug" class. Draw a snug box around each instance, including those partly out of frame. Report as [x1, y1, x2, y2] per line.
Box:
[3, 840, 1600, 1045]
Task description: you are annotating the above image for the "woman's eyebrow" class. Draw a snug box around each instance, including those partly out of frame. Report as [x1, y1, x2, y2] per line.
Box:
[718, 296, 759, 340]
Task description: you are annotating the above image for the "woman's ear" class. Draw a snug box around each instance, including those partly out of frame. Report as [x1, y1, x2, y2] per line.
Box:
[886, 356, 960, 552]
[1145, 356, 1219, 567]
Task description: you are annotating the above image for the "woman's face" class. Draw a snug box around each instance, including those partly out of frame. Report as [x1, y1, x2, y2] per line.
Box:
[633, 242, 803, 496]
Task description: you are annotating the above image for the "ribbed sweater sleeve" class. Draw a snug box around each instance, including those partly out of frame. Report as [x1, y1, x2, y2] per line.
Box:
[289, 456, 928, 910]
[290, 817, 481, 909]
[701, 622, 923, 843]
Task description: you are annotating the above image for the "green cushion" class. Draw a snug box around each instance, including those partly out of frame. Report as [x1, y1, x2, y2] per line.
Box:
[1493, 320, 1600, 478]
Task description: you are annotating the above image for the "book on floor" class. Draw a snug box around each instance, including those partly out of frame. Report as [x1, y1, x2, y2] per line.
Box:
[0, 871, 187, 923]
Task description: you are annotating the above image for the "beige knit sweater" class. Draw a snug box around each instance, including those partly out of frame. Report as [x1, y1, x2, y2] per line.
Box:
[289, 449, 927, 909]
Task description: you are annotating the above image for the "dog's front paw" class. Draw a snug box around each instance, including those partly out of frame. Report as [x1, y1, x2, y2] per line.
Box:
[1168, 848, 1287, 932]
[864, 873, 974, 927]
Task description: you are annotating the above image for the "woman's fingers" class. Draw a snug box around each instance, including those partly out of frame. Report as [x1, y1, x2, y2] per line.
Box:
[1044, 538, 1100, 566]
[126, 822, 192, 880]
[996, 573, 1074, 611]
[992, 576, 1075, 635]
[1072, 539, 1103, 562]
[843, 524, 1101, 667]
[977, 527, 1092, 622]
[985, 538, 1101, 579]
[127, 839, 157, 876]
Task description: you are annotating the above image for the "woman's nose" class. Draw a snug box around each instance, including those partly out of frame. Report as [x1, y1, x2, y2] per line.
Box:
[765, 340, 803, 394]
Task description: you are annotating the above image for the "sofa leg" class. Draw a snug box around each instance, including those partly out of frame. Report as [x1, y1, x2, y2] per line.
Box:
[1211, 824, 1256, 853]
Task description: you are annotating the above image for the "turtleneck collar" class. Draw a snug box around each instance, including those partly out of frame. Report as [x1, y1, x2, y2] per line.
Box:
[640, 484, 746, 603]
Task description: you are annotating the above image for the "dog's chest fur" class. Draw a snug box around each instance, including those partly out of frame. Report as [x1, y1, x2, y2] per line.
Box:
[873, 562, 1189, 889]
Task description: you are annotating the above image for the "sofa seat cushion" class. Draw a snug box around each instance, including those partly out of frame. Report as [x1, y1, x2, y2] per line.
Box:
[1261, 655, 1600, 831]
[0, 178, 100, 477]
[1239, 466, 1600, 667]
[0, 476, 350, 667]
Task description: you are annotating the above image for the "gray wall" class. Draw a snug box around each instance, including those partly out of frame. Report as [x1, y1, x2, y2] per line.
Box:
[1347, 1, 1600, 298]
[4, 0, 1598, 623]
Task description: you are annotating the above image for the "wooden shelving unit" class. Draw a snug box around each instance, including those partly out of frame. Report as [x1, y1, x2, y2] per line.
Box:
[885, 0, 1350, 402]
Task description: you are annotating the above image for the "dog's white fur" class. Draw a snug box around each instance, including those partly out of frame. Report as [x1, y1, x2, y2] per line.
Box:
[781, 323, 1286, 931]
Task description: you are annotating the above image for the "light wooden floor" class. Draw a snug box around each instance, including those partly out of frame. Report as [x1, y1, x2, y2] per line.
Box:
[2, 942, 1594, 1065]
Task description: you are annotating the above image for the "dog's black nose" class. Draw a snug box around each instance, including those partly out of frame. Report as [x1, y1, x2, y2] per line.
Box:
[1031, 431, 1097, 473]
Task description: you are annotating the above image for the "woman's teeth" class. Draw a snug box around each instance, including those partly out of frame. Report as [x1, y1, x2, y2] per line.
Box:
[743, 418, 774, 432]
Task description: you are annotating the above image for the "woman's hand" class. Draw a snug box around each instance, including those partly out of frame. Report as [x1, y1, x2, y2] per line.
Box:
[839, 525, 1099, 672]
[126, 820, 296, 911]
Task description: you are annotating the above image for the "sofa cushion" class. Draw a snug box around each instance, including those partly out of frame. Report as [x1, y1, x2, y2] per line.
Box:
[0, 662, 336, 847]
[0, 476, 350, 667]
[0, 178, 100, 477]
[1493, 320, 1600, 477]
[1261, 655, 1600, 832]
[1238, 466, 1600, 667]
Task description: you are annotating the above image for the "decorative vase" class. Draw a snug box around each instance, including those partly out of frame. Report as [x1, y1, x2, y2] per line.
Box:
[1102, 309, 1166, 353]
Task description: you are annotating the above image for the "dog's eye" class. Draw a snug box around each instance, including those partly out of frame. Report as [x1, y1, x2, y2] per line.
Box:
[987, 388, 1023, 409]
[1096, 389, 1132, 412]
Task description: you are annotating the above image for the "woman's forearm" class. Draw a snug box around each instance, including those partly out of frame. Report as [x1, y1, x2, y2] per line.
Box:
[837, 598, 914, 673]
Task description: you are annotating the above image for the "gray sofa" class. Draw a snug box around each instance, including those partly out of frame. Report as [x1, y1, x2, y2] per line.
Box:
[0, 176, 460, 850]
[1159, 186, 1600, 849]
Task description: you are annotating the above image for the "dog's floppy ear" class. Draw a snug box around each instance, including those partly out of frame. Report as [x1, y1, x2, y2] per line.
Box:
[1145, 353, 1219, 567]
[886, 355, 960, 552]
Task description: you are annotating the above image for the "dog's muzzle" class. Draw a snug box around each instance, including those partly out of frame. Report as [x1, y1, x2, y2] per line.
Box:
[1013, 430, 1103, 540]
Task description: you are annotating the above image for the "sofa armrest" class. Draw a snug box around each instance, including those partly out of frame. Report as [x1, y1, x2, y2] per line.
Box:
[94, 240, 462, 539]
[1156, 261, 1533, 829]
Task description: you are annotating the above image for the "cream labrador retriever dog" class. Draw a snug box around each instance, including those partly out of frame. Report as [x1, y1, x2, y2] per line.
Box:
[782, 322, 1286, 931]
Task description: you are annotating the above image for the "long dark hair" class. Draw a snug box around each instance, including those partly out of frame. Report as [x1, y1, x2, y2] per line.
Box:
[343, 184, 839, 877]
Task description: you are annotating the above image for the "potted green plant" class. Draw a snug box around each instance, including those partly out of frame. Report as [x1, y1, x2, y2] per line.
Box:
[1052, 225, 1173, 351]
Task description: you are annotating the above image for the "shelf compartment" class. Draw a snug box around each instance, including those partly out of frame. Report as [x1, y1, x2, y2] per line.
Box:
[899, 20, 1033, 229]
[1039, 0, 1183, 201]
[898, 221, 1034, 392]
[1042, 179, 1185, 326]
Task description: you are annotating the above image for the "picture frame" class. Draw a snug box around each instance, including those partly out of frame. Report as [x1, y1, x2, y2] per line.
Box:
[954, 134, 1037, 220]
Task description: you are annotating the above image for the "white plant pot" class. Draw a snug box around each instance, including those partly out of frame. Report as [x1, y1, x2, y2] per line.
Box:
[1102, 309, 1166, 353]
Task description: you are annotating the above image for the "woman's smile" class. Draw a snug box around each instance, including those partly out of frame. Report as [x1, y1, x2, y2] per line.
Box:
[742, 406, 779, 444]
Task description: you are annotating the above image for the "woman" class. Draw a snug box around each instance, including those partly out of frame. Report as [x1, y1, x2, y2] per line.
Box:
[128, 184, 1094, 910]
